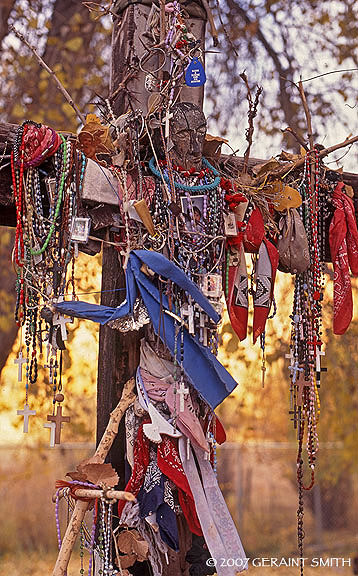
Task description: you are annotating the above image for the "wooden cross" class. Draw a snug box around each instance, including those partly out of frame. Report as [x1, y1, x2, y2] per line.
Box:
[17, 403, 36, 433]
[43, 421, 56, 447]
[177, 381, 189, 412]
[53, 313, 72, 341]
[315, 347, 325, 373]
[14, 350, 28, 381]
[285, 348, 295, 369]
[182, 301, 194, 334]
[164, 109, 173, 139]
[296, 371, 308, 407]
[47, 405, 70, 444]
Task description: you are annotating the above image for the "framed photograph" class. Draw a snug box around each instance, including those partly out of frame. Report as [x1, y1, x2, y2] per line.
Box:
[224, 212, 238, 236]
[180, 195, 206, 232]
[202, 273, 222, 298]
[71, 217, 91, 243]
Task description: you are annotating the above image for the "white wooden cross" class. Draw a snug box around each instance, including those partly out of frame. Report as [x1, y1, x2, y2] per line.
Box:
[17, 403, 36, 433]
[43, 421, 56, 447]
[177, 381, 189, 412]
[164, 109, 173, 139]
[53, 313, 72, 341]
[316, 348, 325, 373]
[14, 351, 28, 382]
[182, 301, 194, 334]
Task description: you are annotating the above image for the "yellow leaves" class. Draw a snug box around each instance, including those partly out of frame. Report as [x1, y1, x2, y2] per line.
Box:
[271, 180, 302, 211]
[64, 37, 83, 52]
[10, 103, 24, 119]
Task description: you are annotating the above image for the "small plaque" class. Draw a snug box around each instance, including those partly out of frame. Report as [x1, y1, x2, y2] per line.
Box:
[202, 274, 222, 298]
[45, 177, 56, 203]
[224, 212, 238, 236]
[185, 58, 206, 87]
[71, 217, 91, 243]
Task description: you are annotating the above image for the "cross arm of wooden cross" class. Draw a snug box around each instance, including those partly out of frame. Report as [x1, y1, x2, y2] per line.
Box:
[52, 377, 136, 576]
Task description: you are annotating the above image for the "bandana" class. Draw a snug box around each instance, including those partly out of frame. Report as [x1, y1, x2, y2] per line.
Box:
[252, 237, 279, 343]
[226, 244, 248, 341]
[329, 182, 358, 334]
[119, 425, 202, 537]
[20, 123, 62, 168]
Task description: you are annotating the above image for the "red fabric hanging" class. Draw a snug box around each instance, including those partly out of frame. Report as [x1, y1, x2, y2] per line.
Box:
[118, 425, 202, 536]
[252, 237, 279, 344]
[329, 182, 358, 334]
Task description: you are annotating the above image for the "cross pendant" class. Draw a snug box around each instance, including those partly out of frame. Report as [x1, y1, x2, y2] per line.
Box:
[47, 405, 70, 444]
[164, 109, 173, 139]
[316, 348, 325, 373]
[17, 403, 36, 433]
[177, 381, 189, 412]
[43, 421, 56, 447]
[53, 313, 72, 341]
[14, 351, 28, 382]
[182, 301, 194, 334]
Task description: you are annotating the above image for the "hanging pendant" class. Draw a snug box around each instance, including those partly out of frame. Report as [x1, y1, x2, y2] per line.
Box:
[185, 58, 206, 87]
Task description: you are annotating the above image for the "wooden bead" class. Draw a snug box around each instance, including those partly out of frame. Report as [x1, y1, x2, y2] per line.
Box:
[55, 393, 64, 403]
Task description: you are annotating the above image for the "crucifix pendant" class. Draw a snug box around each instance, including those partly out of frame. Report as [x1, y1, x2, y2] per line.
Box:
[47, 405, 70, 444]
[14, 351, 28, 382]
[43, 421, 56, 447]
[17, 403, 36, 433]
[164, 109, 173, 139]
[177, 381, 189, 412]
[53, 313, 72, 341]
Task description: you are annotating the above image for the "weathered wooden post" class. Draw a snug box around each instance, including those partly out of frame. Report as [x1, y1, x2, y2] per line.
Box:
[97, 0, 208, 481]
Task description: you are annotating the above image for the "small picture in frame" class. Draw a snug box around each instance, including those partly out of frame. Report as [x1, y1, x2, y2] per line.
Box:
[180, 195, 206, 232]
[71, 217, 91, 243]
[224, 212, 238, 236]
[202, 274, 222, 298]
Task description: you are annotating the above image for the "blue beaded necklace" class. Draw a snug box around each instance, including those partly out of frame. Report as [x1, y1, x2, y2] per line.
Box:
[148, 156, 221, 192]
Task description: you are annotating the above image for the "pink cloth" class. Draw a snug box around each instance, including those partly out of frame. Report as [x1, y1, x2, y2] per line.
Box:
[140, 368, 209, 452]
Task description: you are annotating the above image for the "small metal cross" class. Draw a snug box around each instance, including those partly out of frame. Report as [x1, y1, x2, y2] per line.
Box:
[47, 405, 70, 444]
[17, 403, 36, 433]
[14, 351, 28, 382]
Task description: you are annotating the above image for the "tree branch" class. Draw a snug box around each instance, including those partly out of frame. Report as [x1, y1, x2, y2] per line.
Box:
[9, 25, 86, 125]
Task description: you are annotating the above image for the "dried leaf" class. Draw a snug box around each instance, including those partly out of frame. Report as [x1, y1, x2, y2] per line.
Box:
[78, 118, 114, 162]
[147, 92, 161, 115]
[345, 184, 354, 198]
[271, 180, 302, 211]
[78, 462, 119, 487]
[203, 133, 229, 159]
[66, 470, 88, 482]
[252, 157, 281, 177]
[117, 530, 149, 564]
[120, 553, 137, 569]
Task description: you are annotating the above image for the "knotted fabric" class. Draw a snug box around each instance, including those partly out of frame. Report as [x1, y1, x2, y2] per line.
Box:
[329, 182, 358, 334]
